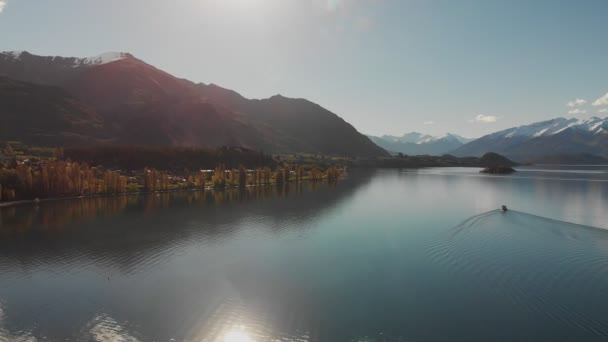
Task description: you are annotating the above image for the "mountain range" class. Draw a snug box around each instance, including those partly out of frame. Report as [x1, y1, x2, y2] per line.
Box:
[0, 51, 387, 157]
[450, 117, 608, 160]
[2, 51, 608, 162]
[367, 132, 473, 156]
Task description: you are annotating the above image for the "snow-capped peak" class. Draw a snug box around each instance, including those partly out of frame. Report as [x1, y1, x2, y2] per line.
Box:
[0, 50, 25, 59]
[418, 133, 473, 144]
[377, 132, 472, 145]
[0, 50, 130, 66]
[559, 116, 608, 134]
[498, 116, 608, 139]
[418, 133, 451, 144]
[80, 52, 128, 65]
[380, 132, 431, 144]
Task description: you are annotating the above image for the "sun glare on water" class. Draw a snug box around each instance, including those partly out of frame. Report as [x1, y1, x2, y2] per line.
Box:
[223, 328, 255, 342]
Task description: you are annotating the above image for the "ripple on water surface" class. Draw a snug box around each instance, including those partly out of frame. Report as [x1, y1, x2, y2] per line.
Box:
[428, 210, 608, 336]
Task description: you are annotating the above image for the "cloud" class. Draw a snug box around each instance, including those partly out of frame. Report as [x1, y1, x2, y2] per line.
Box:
[568, 108, 587, 115]
[423, 121, 435, 125]
[0, 1, 6, 13]
[598, 108, 608, 114]
[567, 98, 587, 107]
[592, 92, 608, 106]
[470, 114, 498, 123]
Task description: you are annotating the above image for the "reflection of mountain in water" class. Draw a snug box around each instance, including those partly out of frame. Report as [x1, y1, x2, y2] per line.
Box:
[428, 210, 608, 337]
[0, 173, 374, 274]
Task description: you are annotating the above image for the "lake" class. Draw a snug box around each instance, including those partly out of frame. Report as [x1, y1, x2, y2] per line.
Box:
[2, 165, 608, 341]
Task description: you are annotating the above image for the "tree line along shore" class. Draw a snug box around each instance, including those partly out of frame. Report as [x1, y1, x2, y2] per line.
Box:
[0, 143, 517, 204]
[0, 144, 345, 203]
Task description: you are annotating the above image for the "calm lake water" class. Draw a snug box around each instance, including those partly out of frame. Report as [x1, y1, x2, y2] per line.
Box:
[2, 166, 608, 341]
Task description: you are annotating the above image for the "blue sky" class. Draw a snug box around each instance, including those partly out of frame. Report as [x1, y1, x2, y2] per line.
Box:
[1, 0, 607, 138]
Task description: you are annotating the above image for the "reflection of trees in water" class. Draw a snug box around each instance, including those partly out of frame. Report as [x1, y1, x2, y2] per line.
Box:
[0, 170, 375, 276]
[1, 195, 129, 234]
[0, 176, 367, 236]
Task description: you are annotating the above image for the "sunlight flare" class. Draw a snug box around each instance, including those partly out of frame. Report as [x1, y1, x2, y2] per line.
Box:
[223, 327, 254, 342]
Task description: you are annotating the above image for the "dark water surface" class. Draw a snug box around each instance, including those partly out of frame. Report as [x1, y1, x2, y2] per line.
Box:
[1, 166, 608, 341]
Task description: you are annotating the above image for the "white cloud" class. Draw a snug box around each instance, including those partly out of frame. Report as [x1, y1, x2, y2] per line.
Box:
[0, 1, 6, 13]
[592, 92, 608, 106]
[470, 114, 498, 123]
[567, 98, 587, 107]
[598, 108, 608, 114]
[423, 121, 435, 125]
[568, 108, 587, 115]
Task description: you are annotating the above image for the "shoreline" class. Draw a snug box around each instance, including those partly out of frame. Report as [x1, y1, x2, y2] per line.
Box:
[0, 178, 336, 208]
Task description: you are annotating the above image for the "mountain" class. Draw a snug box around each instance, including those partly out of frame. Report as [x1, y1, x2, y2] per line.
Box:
[0, 76, 103, 146]
[451, 117, 608, 160]
[368, 132, 474, 155]
[357, 152, 518, 168]
[532, 153, 608, 165]
[192, 83, 386, 156]
[0, 51, 386, 157]
[0, 51, 132, 85]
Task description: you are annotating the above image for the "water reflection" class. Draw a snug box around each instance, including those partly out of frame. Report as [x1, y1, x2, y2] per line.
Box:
[0, 175, 373, 341]
[400, 166, 608, 229]
[223, 328, 254, 342]
[0, 301, 37, 342]
[428, 210, 608, 337]
[0, 180, 345, 236]
[2, 167, 608, 341]
[86, 314, 140, 342]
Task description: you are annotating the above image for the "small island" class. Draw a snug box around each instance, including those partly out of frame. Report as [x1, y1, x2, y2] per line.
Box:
[480, 166, 517, 174]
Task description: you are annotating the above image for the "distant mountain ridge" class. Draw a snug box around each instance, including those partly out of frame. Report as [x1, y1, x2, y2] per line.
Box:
[368, 132, 473, 156]
[532, 153, 608, 165]
[451, 117, 608, 160]
[0, 51, 387, 157]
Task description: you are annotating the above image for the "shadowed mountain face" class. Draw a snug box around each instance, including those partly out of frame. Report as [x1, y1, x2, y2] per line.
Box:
[0, 77, 103, 146]
[196, 83, 386, 156]
[0, 51, 386, 157]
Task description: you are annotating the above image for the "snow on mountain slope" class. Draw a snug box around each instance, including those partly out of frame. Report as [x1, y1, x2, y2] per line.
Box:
[451, 116, 608, 158]
[375, 132, 472, 145]
[495, 117, 607, 139]
[368, 132, 473, 155]
[378, 132, 433, 144]
[1, 51, 25, 59]
[80, 52, 129, 66]
[553, 116, 607, 135]
[0, 51, 129, 66]
[418, 133, 474, 145]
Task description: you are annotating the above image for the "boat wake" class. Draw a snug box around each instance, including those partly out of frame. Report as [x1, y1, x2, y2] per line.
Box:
[427, 210, 608, 336]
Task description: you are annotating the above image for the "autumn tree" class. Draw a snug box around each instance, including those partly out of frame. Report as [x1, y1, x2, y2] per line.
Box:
[284, 164, 291, 183]
[212, 164, 226, 188]
[238, 165, 247, 188]
[275, 167, 284, 184]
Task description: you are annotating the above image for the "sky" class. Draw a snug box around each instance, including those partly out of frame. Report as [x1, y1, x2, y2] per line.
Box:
[1, 0, 607, 138]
